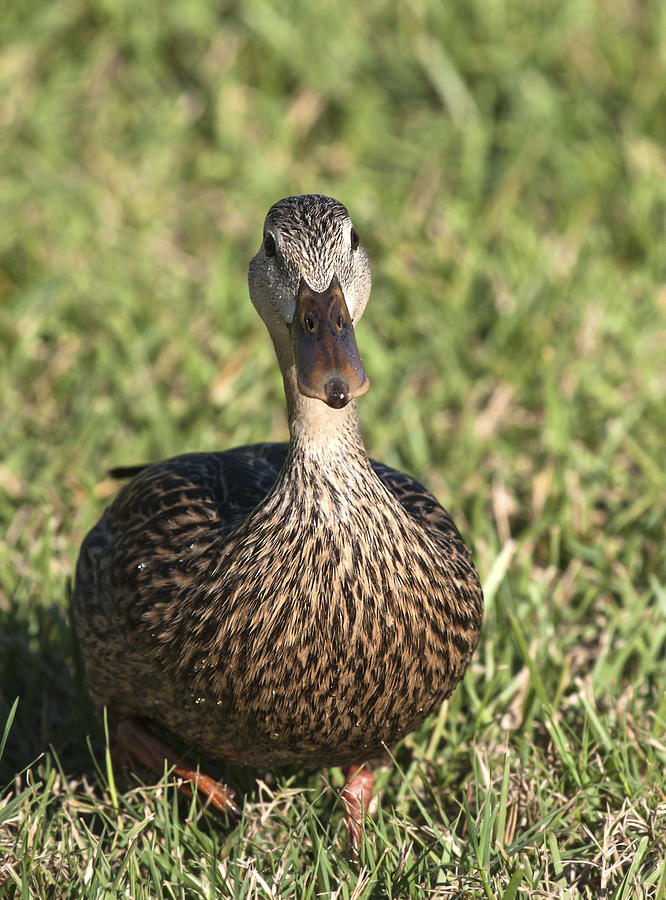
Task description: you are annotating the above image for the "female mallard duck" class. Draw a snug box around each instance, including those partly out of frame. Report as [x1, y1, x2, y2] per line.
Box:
[74, 194, 483, 849]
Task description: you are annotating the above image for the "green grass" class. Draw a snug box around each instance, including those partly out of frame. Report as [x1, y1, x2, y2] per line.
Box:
[1, 0, 665, 895]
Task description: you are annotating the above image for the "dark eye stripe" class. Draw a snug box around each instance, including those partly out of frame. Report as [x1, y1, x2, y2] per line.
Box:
[263, 233, 276, 257]
[350, 227, 359, 251]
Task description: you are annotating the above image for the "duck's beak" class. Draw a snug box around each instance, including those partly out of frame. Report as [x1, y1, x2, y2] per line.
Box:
[290, 275, 370, 409]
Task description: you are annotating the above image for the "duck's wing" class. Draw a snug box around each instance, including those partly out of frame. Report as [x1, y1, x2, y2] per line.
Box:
[73, 442, 290, 711]
[370, 458, 473, 554]
[370, 458, 483, 647]
[107, 442, 288, 528]
[105, 442, 285, 507]
[75, 442, 288, 621]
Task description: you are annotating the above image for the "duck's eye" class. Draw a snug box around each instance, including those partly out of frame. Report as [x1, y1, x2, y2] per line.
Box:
[350, 226, 359, 251]
[263, 233, 276, 257]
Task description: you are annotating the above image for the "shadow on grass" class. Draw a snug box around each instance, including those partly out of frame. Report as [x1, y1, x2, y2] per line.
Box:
[0, 584, 95, 787]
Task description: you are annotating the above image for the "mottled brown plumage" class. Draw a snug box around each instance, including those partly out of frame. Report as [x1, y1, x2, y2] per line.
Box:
[74, 194, 483, 845]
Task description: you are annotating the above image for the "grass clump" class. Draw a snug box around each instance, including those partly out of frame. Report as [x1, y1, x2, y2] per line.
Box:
[1, 0, 665, 896]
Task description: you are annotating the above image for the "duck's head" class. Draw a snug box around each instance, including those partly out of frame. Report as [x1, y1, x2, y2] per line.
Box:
[248, 195, 371, 409]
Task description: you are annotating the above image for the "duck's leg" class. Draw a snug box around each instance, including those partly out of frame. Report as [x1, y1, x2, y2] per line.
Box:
[342, 763, 374, 854]
[112, 718, 240, 817]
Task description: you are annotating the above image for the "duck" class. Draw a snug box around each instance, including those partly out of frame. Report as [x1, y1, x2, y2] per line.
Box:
[74, 194, 483, 851]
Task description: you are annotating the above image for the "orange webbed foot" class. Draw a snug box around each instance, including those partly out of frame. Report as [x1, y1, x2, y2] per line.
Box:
[113, 718, 240, 818]
[341, 763, 374, 858]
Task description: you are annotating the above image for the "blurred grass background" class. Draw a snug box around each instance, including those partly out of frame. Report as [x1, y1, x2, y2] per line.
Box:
[1, 0, 665, 896]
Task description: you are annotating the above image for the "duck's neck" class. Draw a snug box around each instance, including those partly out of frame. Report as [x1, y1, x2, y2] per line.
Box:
[281, 365, 370, 475]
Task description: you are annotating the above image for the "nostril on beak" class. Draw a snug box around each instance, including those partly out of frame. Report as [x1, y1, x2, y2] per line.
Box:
[324, 377, 350, 409]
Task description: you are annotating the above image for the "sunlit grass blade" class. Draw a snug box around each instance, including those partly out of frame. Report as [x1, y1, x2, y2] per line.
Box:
[102, 707, 119, 814]
[0, 698, 19, 767]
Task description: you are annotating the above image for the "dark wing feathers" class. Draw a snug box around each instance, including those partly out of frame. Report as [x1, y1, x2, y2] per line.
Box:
[370, 460, 469, 551]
